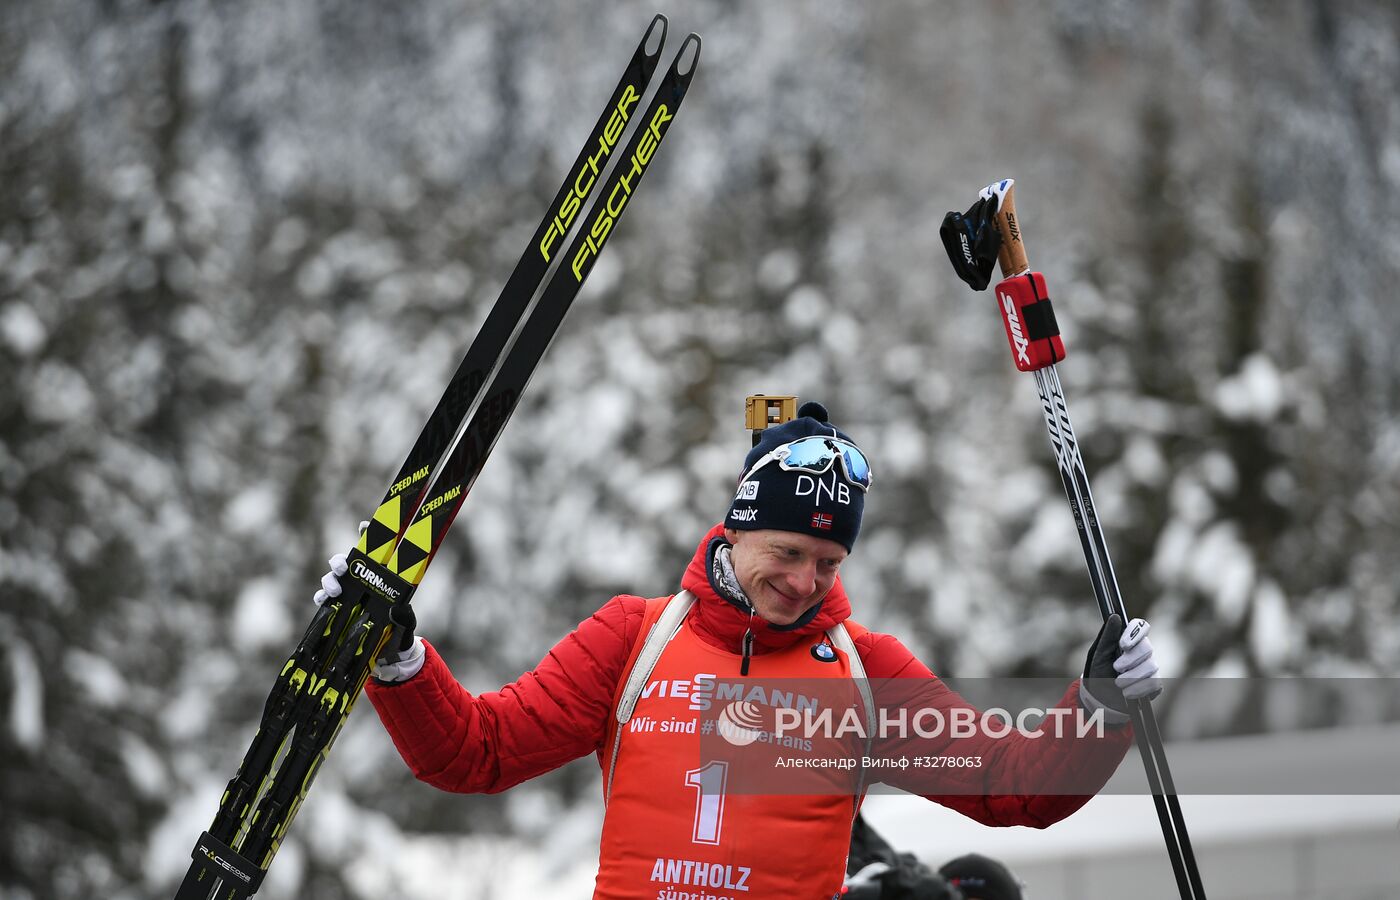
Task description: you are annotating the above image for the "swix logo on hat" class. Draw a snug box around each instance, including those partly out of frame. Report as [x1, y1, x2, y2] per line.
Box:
[811, 512, 833, 531]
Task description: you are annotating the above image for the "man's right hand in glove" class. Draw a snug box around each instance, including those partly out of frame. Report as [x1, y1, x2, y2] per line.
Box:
[313, 541, 426, 684]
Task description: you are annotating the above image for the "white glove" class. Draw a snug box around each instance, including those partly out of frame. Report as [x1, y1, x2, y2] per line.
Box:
[1115, 618, 1161, 701]
[312, 521, 369, 606]
[372, 634, 426, 683]
[310, 521, 427, 683]
[1079, 615, 1161, 725]
[312, 553, 349, 607]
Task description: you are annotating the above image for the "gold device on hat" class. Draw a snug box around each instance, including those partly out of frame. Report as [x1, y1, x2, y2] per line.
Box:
[744, 394, 798, 447]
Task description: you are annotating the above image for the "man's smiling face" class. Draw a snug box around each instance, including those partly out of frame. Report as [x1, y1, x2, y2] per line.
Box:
[724, 527, 847, 625]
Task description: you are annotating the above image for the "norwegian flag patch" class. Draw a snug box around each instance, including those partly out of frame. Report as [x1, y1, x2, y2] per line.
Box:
[811, 512, 833, 531]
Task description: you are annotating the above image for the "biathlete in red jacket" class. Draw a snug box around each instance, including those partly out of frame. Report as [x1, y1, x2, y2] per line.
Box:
[315, 401, 1160, 899]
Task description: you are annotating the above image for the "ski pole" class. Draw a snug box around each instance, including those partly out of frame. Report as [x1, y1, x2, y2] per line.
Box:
[941, 180, 1207, 899]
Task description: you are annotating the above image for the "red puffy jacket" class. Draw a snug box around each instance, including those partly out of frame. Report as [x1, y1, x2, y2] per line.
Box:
[366, 524, 1132, 826]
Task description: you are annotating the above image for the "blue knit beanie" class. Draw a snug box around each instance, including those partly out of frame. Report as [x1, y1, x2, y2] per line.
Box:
[725, 401, 868, 552]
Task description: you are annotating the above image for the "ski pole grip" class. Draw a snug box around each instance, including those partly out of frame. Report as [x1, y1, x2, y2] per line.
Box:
[990, 180, 1030, 278]
[978, 180, 1066, 371]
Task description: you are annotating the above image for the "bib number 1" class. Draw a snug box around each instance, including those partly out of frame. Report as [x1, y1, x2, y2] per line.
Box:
[683, 761, 728, 845]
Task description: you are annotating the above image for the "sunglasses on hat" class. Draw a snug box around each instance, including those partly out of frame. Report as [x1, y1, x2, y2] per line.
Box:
[739, 436, 873, 492]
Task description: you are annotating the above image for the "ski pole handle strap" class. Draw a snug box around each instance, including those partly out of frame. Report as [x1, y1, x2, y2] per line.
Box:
[940, 195, 1002, 291]
[939, 178, 1030, 289]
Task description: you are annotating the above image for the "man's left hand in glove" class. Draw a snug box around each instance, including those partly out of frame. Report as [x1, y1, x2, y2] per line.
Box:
[1079, 614, 1161, 726]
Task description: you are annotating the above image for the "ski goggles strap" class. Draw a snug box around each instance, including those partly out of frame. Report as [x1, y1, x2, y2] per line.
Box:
[739, 436, 873, 492]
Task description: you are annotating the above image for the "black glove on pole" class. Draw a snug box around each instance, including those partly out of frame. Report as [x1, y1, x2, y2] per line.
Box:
[1083, 614, 1129, 714]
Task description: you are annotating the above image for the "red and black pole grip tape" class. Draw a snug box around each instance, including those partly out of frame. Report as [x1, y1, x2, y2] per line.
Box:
[995, 272, 1066, 372]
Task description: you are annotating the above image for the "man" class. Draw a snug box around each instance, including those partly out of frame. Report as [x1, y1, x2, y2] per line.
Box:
[317, 401, 1158, 898]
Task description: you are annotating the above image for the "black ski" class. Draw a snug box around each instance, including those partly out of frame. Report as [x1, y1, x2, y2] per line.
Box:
[358, 12, 670, 564]
[172, 18, 701, 899]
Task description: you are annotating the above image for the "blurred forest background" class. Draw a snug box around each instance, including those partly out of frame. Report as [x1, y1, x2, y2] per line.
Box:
[3, 0, 1398, 897]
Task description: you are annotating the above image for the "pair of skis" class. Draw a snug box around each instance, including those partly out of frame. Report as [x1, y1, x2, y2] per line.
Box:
[942, 180, 1208, 899]
[173, 16, 700, 899]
